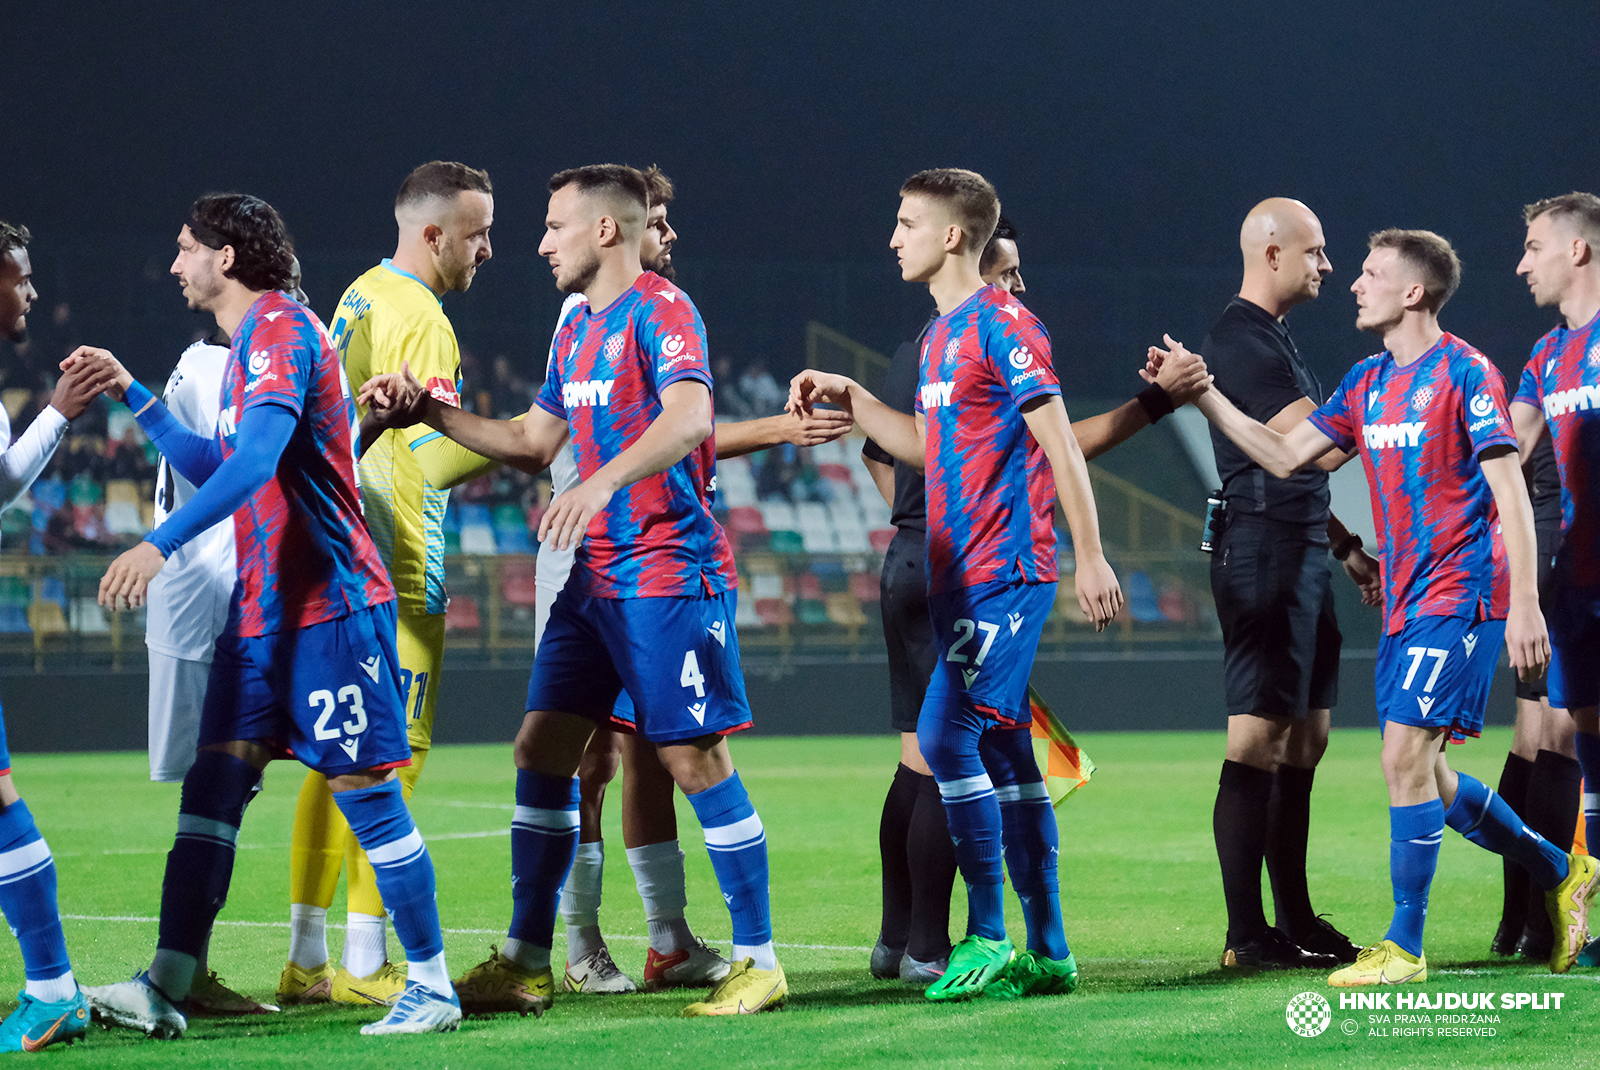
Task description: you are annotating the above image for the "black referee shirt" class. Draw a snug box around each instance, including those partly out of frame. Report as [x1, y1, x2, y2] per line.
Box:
[1201, 296, 1330, 527]
[862, 316, 934, 532]
[1528, 433, 1562, 530]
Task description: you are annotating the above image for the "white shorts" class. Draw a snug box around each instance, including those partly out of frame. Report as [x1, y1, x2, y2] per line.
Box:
[148, 649, 211, 782]
[535, 584, 560, 653]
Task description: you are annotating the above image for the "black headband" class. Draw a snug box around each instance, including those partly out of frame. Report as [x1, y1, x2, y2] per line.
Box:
[186, 214, 233, 251]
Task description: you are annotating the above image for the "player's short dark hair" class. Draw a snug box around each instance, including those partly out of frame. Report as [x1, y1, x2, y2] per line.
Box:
[980, 216, 1018, 274]
[1524, 192, 1600, 249]
[0, 220, 30, 258]
[1369, 228, 1461, 312]
[548, 165, 650, 214]
[641, 165, 675, 209]
[396, 161, 493, 211]
[900, 169, 1001, 256]
[188, 193, 296, 292]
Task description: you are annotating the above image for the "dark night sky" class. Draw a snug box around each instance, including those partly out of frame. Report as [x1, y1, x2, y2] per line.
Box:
[5, 1, 1599, 390]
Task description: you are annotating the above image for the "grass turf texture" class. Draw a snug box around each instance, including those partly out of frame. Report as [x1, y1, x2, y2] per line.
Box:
[4, 729, 1588, 1068]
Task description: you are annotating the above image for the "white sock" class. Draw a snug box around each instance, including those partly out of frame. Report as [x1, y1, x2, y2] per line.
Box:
[733, 940, 777, 971]
[566, 924, 604, 964]
[407, 950, 451, 998]
[148, 949, 198, 1002]
[24, 970, 76, 1003]
[501, 939, 551, 973]
[627, 840, 692, 954]
[560, 840, 605, 929]
[342, 911, 388, 977]
[288, 903, 329, 969]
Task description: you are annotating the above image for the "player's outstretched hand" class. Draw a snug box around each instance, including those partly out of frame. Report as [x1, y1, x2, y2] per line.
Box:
[1150, 340, 1213, 406]
[1505, 599, 1551, 683]
[55, 346, 130, 413]
[1142, 335, 1196, 387]
[782, 406, 853, 446]
[359, 361, 429, 429]
[1074, 553, 1123, 632]
[98, 542, 166, 610]
[538, 477, 612, 553]
[786, 369, 856, 416]
[1342, 548, 1383, 607]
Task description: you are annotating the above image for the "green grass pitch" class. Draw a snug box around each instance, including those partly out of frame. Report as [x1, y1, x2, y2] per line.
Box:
[4, 729, 1588, 1068]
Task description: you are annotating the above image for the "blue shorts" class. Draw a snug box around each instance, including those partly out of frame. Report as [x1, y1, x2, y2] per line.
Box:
[1374, 615, 1505, 741]
[920, 579, 1056, 727]
[526, 588, 753, 744]
[199, 601, 412, 777]
[1547, 584, 1600, 711]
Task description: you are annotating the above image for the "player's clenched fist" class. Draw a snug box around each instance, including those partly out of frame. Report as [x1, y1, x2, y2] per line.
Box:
[99, 541, 166, 610]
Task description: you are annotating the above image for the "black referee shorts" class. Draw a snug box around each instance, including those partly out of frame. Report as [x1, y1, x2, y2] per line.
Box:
[1515, 524, 1563, 703]
[1210, 516, 1341, 719]
[880, 527, 937, 733]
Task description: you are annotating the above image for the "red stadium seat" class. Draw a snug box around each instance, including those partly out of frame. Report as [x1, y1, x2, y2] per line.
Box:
[501, 561, 540, 607]
[868, 528, 896, 553]
[849, 571, 881, 603]
[817, 463, 854, 486]
[446, 595, 481, 631]
[755, 598, 794, 626]
[797, 572, 823, 601]
[725, 506, 767, 535]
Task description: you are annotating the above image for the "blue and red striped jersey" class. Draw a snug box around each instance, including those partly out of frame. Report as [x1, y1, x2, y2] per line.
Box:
[1308, 333, 1514, 635]
[220, 290, 395, 637]
[533, 271, 736, 599]
[916, 285, 1062, 596]
[1513, 308, 1600, 595]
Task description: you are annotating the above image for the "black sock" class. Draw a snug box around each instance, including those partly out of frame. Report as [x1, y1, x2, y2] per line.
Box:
[1215, 760, 1274, 946]
[877, 764, 921, 949]
[1266, 763, 1318, 937]
[1495, 752, 1535, 938]
[905, 772, 957, 962]
[1522, 750, 1583, 947]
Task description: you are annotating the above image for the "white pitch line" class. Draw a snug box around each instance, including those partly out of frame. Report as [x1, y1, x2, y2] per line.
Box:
[55, 827, 512, 859]
[60, 913, 873, 952]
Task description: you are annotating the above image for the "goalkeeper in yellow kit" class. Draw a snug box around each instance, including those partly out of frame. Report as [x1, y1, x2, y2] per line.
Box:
[278, 161, 497, 1006]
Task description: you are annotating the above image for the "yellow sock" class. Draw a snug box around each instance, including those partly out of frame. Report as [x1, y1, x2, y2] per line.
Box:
[290, 769, 352, 909]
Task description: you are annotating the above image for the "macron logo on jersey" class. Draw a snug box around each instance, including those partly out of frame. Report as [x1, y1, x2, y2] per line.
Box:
[920, 382, 955, 410]
[563, 380, 616, 409]
[1542, 384, 1600, 419]
[1363, 421, 1426, 449]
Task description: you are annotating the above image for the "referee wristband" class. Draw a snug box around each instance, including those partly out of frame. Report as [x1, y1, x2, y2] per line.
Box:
[1135, 383, 1175, 424]
[1332, 533, 1363, 561]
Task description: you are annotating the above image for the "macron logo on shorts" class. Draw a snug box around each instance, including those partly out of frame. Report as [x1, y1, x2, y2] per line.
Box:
[688, 701, 708, 724]
[339, 738, 360, 761]
[708, 621, 726, 647]
[1417, 695, 1436, 716]
[1008, 612, 1024, 635]
[360, 655, 381, 682]
[1462, 634, 1478, 656]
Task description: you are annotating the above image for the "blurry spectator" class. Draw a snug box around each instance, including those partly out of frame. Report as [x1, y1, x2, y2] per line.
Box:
[713, 356, 755, 418]
[738, 360, 786, 414]
[491, 354, 532, 418]
[755, 443, 834, 503]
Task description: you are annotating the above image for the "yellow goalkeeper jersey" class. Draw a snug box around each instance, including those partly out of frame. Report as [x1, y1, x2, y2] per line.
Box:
[331, 259, 464, 615]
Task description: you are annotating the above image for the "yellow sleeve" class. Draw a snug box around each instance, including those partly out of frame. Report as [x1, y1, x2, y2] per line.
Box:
[408, 432, 499, 489]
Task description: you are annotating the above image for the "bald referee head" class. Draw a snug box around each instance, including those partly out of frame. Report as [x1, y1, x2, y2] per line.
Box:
[1239, 198, 1332, 315]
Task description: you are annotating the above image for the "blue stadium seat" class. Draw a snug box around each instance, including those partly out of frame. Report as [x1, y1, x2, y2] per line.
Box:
[1126, 571, 1165, 623]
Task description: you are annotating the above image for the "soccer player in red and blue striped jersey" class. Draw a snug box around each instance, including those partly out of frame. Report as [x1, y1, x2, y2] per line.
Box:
[1177, 227, 1598, 985]
[360, 164, 785, 1018]
[81, 193, 459, 1036]
[790, 168, 1124, 1002]
[1508, 193, 1600, 967]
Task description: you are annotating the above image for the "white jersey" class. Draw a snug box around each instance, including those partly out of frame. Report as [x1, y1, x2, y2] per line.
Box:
[145, 341, 236, 662]
[535, 293, 587, 594]
[0, 400, 69, 539]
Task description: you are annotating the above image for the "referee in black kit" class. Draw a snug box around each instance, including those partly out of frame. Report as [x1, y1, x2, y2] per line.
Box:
[1203, 198, 1381, 971]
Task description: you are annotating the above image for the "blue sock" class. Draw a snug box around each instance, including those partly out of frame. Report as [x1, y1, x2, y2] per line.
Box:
[1445, 772, 1569, 889]
[157, 751, 257, 959]
[507, 770, 579, 953]
[986, 729, 1069, 960]
[1575, 732, 1600, 850]
[920, 701, 1006, 943]
[687, 771, 774, 967]
[0, 800, 70, 984]
[335, 778, 444, 965]
[1383, 800, 1443, 957]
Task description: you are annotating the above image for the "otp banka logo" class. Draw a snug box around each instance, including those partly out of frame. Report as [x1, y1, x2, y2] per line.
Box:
[248, 350, 271, 377]
[661, 334, 687, 358]
[1008, 345, 1034, 369]
[1469, 393, 1495, 419]
[563, 380, 615, 409]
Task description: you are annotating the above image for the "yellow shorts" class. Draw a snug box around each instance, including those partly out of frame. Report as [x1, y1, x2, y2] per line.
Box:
[396, 611, 445, 752]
